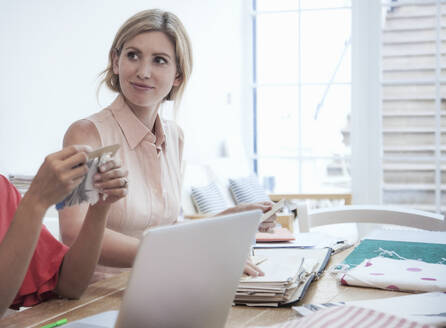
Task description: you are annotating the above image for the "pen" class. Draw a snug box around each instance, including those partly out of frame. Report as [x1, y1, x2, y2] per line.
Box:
[40, 318, 68, 328]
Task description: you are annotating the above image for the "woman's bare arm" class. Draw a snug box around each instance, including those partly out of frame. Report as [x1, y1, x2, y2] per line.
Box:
[0, 146, 90, 316]
[59, 120, 140, 269]
[56, 158, 129, 298]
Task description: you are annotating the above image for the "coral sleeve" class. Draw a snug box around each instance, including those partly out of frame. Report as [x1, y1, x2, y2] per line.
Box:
[0, 175, 69, 309]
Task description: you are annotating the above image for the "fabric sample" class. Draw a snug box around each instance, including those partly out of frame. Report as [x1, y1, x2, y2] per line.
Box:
[191, 182, 228, 214]
[229, 176, 270, 204]
[342, 238, 446, 269]
[339, 256, 446, 292]
[252, 305, 436, 328]
[56, 153, 113, 210]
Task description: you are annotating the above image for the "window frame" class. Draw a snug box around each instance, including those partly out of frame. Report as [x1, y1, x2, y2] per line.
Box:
[250, 0, 356, 194]
[247, 0, 445, 215]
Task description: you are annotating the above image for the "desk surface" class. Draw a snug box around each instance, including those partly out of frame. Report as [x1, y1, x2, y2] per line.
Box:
[0, 249, 402, 328]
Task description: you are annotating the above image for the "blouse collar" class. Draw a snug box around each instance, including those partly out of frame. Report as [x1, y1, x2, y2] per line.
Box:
[108, 95, 166, 151]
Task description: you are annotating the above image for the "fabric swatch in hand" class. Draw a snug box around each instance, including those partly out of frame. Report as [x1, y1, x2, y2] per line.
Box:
[56, 145, 119, 210]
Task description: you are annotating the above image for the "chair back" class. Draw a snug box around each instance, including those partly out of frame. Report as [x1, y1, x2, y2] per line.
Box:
[297, 204, 446, 232]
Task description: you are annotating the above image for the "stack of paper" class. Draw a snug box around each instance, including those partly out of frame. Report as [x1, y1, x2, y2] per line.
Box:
[235, 248, 330, 307]
[8, 174, 34, 195]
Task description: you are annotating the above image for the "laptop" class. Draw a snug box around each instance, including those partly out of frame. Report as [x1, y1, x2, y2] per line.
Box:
[64, 210, 262, 328]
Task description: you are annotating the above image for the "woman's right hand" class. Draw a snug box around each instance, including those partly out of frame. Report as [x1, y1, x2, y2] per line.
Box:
[92, 157, 128, 206]
[26, 145, 92, 210]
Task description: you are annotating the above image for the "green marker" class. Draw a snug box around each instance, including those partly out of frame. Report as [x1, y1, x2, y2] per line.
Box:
[40, 318, 68, 328]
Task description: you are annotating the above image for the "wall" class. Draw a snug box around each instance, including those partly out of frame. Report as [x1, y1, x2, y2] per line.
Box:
[0, 0, 250, 175]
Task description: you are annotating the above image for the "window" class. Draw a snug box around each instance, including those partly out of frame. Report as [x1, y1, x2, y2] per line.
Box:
[251, 0, 352, 193]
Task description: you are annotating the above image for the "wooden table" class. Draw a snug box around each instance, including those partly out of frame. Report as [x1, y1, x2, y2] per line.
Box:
[0, 249, 402, 328]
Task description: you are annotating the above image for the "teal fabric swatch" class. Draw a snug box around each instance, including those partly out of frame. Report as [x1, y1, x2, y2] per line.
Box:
[342, 239, 446, 269]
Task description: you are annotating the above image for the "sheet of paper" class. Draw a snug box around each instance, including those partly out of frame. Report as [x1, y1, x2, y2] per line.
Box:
[254, 248, 327, 273]
[240, 253, 303, 283]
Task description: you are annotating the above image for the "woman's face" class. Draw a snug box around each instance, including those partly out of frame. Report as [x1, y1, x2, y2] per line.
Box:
[113, 31, 181, 111]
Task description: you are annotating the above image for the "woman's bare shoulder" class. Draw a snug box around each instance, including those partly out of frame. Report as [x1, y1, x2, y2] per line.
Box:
[64, 119, 101, 148]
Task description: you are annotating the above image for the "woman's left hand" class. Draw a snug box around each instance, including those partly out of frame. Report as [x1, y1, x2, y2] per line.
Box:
[243, 257, 264, 277]
[217, 201, 277, 232]
[92, 157, 128, 205]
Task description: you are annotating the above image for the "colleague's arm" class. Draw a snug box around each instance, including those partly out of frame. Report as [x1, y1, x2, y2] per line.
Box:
[0, 146, 89, 316]
[217, 201, 276, 232]
[56, 158, 129, 298]
[59, 120, 140, 268]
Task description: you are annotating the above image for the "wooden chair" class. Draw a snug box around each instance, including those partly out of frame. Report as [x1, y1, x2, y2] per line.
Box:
[296, 203, 446, 233]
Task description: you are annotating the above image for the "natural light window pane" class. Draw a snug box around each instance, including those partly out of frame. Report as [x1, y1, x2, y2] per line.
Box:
[301, 158, 350, 192]
[253, 1, 352, 196]
[257, 158, 300, 193]
[301, 9, 351, 83]
[256, 0, 299, 12]
[300, 0, 351, 10]
[256, 0, 351, 12]
[300, 85, 350, 157]
[256, 86, 299, 156]
[257, 157, 351, 194]
[256, 13, 299, 84]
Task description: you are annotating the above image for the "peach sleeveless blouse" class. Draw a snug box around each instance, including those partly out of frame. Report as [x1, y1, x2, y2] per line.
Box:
[86, 96, 184, 279]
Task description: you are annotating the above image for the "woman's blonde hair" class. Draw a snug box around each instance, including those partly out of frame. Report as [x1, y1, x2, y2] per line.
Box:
[99, 9, 193, 108]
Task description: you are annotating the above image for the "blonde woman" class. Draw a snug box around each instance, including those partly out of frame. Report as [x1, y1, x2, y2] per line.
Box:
[60, 9, 274, 281]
